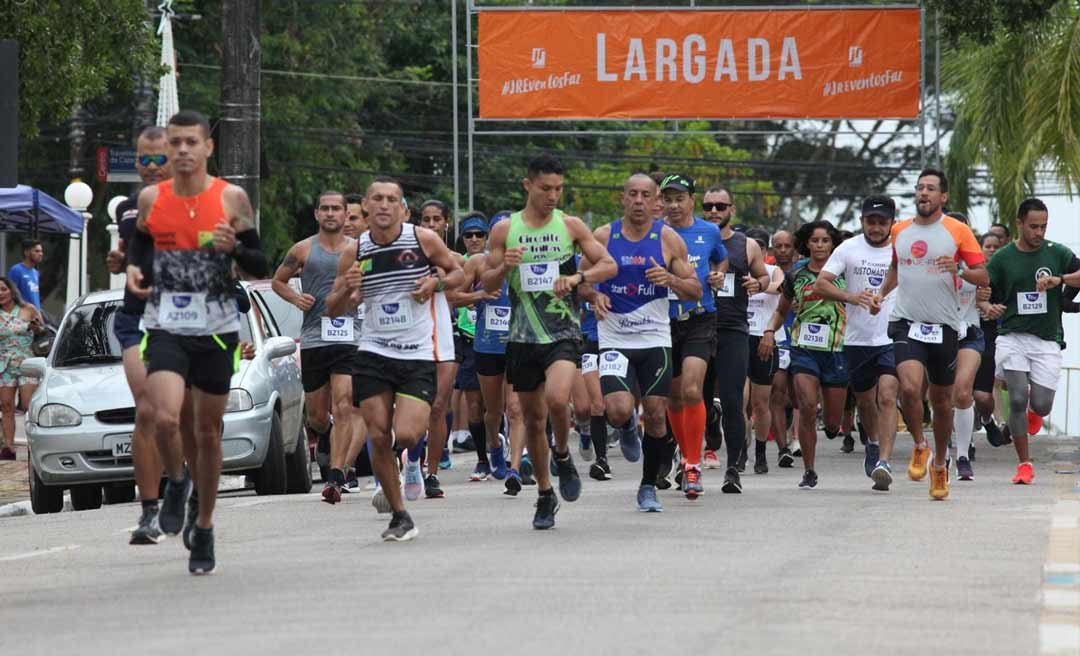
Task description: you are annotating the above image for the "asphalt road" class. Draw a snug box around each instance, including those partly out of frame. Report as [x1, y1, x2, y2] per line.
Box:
[0, 433, 1076, 656]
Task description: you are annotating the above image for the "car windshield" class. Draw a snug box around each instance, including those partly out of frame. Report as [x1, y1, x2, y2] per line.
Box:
[53, 301, 124, 366]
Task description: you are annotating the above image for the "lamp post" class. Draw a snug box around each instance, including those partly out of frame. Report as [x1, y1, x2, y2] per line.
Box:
[63, 180, 92, 308]
[106, 195, 127, 291]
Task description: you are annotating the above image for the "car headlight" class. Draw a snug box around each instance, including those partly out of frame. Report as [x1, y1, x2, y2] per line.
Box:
[226, 389, 254, 413]
[37, 404, 82, 427]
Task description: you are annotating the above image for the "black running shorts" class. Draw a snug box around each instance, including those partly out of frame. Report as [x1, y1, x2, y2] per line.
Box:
[145, 330, 238, 396]
[352, 351, 436, 406]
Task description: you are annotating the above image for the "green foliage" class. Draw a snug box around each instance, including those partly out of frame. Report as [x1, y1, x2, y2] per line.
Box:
[928, 0, 1060, 43]
[0, 0, 156, 139]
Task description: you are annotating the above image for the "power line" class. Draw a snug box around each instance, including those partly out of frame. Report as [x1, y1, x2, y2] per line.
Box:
[180, 62, 460, 88]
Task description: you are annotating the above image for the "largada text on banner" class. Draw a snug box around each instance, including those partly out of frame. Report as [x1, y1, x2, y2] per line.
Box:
[478, 8, 921, 120]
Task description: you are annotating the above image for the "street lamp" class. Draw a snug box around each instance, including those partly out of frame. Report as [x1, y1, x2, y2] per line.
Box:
[106, 195, 127, 290]
[63, 180, 92, 308]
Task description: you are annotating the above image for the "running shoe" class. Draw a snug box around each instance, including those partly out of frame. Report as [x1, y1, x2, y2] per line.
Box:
[554, 452, 581, 502]
[871, 461, 893, 491]
[984, 419, 1010, 446]
[908, 443, 931, 481]
[841, 433, 855, 453]
[778, 448, 795, 468]
[684, 467, 704, 499]
[657, 441, 675, 480]
[1027, 409, 1043, 435]
[637, 484, 663, 512]
[490, 448, 510, 480]
[864, 443, 880, 478]
[159, 472, 192, 536]
[451, 431, 475, 453]
[589, 458, 612, 481]
[956, 456, 974, 481]
[929, 464, 949, 500]
[735, 447, 748, 473]
[364, 478, 378, 491]
[619, 425, 641, 463]
[674, 462, 685, 490]
[372, 487, 393, 513]
[439, 447, 452, 470]
[346, 468, 359, 490]
[753, 455, 768, 475]
[382, 511, 418, 542]
[321, 480, 342, 505]
[188, 526, 215, 575]
[504, 469, 523, 496]
[532, 492, 559, 530]
[470, 462, 492, 482]
[721, 467, 741, 494]
[575, 429, 594, 462]
[129, 505, 164, 545]
[404, 460, 423, 501]
[1012, 462, 1034, 485]
[655, 475, 672, 490]
[792, 446, 803, 457]
[424, 474, 444, 499]
[182, 494, 199, 550]
[703, 449, 721, 469]
[799, 469, 818, 489]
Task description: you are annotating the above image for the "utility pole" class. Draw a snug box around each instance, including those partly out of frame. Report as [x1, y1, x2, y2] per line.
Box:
[219, 0, 261, 227]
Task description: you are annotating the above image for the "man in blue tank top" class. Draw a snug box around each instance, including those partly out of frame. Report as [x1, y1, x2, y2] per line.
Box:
[580, 173, 700, 511]
[659, 173, 728, 498]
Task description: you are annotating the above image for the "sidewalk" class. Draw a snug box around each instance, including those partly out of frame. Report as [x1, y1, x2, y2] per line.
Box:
[0, 414, 29, 505]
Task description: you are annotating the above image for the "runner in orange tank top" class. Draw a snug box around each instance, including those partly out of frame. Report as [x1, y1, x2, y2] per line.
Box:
[126, 109, 269, 575]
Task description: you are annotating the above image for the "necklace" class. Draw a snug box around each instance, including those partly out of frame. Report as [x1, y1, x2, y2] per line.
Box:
[181, 194, 199, 220]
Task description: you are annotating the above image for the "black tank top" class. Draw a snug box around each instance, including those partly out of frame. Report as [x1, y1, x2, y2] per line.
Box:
[715, 231, 750, 332]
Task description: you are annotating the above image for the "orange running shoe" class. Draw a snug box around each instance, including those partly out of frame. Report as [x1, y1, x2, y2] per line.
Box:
[929, 464, 949, 500]
[1012, 462, 1034, 485]
[908, 443, 931, 481]
[1027, 410, 1043, 436]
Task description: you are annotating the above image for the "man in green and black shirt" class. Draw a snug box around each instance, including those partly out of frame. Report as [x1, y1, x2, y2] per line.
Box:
[986, 198, 1080, 485]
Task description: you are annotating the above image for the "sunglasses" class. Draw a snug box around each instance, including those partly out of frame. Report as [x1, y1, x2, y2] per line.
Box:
[138, 154, 168, 167]
[463, 231, 486, 239]
[702, 202, 731, 212]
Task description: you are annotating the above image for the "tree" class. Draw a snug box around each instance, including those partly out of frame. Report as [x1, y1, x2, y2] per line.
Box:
[0, 0, 156, 139]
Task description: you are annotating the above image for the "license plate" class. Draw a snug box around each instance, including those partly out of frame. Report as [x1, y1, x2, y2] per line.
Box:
[105, 434, 133, 457]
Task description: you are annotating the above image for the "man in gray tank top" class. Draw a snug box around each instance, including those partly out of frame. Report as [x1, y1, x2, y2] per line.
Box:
[272, 190, 364, 504]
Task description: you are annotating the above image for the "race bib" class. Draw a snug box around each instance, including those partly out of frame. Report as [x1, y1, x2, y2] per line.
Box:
[158, 292, 207, 329]
[1017, 291, 1047, 315]
[581, 353, 598, 374]
[320, 317, 354, 342]
[485, 305, 511, 332]
[908, 322, 943, 344]
[798, 322, 830, 348]
[778, 348, 791, 370]
[370, 301, 413, 332]
[598, 351, 629, 378]
[356, 304, 365, 322]
[715, 273, 736, 298]
[521, 262, 559, 292]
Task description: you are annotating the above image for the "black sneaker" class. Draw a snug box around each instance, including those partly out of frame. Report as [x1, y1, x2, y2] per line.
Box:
[589, 458, 612, 481]
[182, 494, 199, 550]
[159, 473, 192, 536]
[735, 448, 748, 473]
[554, 452, 581, 502]
[424, 474, 444, 499]
[841, 434, 855, 453]
[188, 526, 215, 575]
[753, 455, 768, 475]
[722, 467, 742, 494]
[778, 448, 795, 468]
[655, 476, 672, 490]
[532, 492, 559, 530]
[346, 468, 359, 490]
[799, 469, 818, 489]
[984, 419, 1010, 447]
[130, 505, 164, 545]
[381, 511, 418, 542]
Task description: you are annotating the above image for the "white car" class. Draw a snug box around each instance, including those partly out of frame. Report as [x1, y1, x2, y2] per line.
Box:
[22, 282, 308, 513]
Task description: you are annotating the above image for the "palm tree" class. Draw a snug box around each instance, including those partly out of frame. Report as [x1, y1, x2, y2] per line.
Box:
[944, 1, 1080, 223]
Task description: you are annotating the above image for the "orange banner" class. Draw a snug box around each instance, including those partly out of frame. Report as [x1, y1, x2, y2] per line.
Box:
[478, 8, 921, 120]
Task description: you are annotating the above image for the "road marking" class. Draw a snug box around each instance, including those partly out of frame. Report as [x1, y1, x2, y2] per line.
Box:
[1040, 624, 1080, 655]
[1043, 589, 1080, 609]
[0, 544, 80, 562]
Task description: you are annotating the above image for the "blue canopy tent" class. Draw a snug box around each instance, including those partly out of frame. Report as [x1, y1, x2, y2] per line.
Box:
[0, 185, 84, 236]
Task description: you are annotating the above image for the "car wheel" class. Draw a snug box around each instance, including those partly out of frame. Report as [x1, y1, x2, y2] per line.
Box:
[70, 484, 103, 511]
[28, 464, 63, 514]
[285, 422, 313, 494]
[254, 411, 287, 495]
[103, 483, 136, 505]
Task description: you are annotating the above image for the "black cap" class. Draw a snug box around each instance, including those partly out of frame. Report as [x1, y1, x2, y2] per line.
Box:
[660, 173, 695, 195]
[861, 195, 896, 219]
